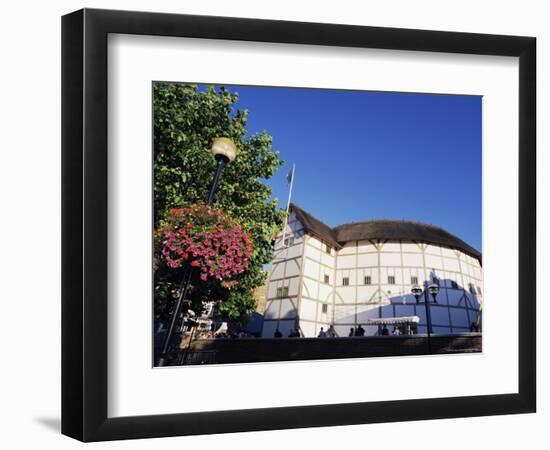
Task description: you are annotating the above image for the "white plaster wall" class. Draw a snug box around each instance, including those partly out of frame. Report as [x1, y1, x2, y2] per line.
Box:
[262, 214, 305, 335]
[264, 219, 342, 337]
[303, 259, 319, 280]
[297, 235, 337, 336]
[294, 238, 482, 335]
[300, 299, 318, 321]
[318, 283, 333, 303]
[320, 251, 335, 267]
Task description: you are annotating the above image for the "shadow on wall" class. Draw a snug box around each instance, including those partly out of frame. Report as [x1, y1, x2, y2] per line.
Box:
[331, 271, 482, 337]
[248, 272, 482, 338]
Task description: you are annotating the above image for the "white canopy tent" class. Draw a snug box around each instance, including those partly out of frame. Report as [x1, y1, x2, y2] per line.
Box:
[366, 316, 420, 326]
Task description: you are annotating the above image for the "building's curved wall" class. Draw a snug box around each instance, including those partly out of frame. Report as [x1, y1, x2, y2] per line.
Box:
[331, 239, 482, 337]
[262, 212, 483, 338]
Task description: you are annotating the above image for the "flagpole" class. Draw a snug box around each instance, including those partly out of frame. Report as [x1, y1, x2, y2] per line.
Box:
[281, 163, 295, 248]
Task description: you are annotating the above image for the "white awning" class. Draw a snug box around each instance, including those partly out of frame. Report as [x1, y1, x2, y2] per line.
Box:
[366, 316, 420, 325]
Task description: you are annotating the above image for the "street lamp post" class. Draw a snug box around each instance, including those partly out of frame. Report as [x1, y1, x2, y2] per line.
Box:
[411, 282, 439, 354]
[206, 138, 238, 203]
[157, 138, 237, 366]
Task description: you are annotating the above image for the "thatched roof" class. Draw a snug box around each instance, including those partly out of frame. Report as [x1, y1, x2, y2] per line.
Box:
[291, 204, 340, 248]
[290, 203, 481, 262]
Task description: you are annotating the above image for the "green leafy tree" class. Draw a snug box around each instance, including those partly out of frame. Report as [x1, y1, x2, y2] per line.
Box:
[153, 83, 284, 325]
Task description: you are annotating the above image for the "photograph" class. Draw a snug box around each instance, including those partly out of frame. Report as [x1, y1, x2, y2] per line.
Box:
[152, 82, 483, 367]
[0, 1, 542, 446]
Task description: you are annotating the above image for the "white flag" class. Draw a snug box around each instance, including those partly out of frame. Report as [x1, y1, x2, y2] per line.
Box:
[286, 166, 294, 185]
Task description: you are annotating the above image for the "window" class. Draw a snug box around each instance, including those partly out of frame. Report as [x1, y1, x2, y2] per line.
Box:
[469, 283, 476, 295]
[322, 303, 328, 314]
[451, 280, 458, 289]
[388, 276, 395, 285]
[410, 276, 418, 285]
[324, 244, 331, 254]
[324, 274, 330, 284]
[364, 275, 372, 285]
[276, 286, 289, 298]
[477, 286, 482, 296]
[342, 277, 350, 286]
[283, 236, 294, 247]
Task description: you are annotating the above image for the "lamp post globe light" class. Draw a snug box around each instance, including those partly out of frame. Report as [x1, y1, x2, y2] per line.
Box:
[428, 283, 439, 302]
[411, 285, 423, 301]
[158, 138, 237, 366]
[410, 281, 439, 354]
[211, 137, 238, 162]
[207, 137, 237, 203]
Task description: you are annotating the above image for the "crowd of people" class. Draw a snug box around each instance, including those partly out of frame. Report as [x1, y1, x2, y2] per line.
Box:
[196, 330, 257, 339]
[378, 324, 405, 335]
[192, 323, 425, 340]
[163, 318, 478, 347]
[273, 328, 301, 338]
[272, 323, 417, 338]
[348, 325, 365, 336]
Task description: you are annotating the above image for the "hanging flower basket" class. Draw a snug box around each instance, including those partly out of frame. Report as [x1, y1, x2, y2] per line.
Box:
[158, 204, 253, 284]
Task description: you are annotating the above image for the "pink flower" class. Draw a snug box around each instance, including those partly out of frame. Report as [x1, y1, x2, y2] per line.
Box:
[158, 204, 253, 284]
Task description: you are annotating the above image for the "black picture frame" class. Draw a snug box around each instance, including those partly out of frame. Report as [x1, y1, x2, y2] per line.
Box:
[62, 8, 536, 442]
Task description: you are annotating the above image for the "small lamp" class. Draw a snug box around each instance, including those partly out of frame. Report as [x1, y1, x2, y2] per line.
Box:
[211, 137, 237, 162]
[428, 283, 439, 303]
[411, 285, 423, 304]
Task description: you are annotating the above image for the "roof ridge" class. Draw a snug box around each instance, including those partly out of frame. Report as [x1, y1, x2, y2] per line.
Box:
[290, 203, 336, 231]
[289, 203, 481, 260]
[334, 219, 446, 230]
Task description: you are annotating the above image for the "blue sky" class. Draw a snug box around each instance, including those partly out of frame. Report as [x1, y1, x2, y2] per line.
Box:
[200, 84, 482, 251]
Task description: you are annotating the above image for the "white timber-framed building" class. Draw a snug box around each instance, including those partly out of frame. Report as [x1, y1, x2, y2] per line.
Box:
[261, 204, 483, 338]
